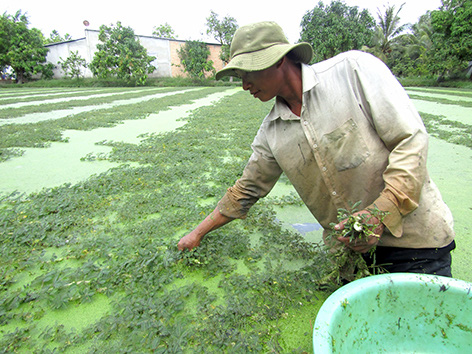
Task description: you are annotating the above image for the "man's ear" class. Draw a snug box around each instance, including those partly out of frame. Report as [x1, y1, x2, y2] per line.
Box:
[276, 57, 285, 69]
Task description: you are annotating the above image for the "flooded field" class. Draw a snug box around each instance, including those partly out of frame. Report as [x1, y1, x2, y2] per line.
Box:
[1, 85, 471, 352]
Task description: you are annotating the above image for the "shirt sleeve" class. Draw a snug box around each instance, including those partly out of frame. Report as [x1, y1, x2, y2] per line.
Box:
[352, 52, 429, 237]
[217, 125, 283, 219]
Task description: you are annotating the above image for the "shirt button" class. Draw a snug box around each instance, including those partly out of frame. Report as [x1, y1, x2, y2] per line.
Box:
[322, 167, 327, 172]
[303, 121, 308, 126]
[313, 144, 318, 149]
[332, 191, 337, 196]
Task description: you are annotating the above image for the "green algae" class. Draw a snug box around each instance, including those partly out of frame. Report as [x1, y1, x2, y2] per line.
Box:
[0, 88, 237, 195]
[0, 88, 330, 352]
[1, 86, 471, 352]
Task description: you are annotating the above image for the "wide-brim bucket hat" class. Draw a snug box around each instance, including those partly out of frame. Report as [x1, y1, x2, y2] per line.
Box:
[216, 21, 313, 80]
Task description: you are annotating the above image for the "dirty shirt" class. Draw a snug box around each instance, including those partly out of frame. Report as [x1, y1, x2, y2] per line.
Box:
[217, 50, 454, 249]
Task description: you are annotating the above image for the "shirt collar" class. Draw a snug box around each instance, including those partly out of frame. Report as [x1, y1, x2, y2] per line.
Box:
[267, 63, 319, 121]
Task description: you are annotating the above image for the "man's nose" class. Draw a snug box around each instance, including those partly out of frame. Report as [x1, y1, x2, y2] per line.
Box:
[242, 79, 251, 91]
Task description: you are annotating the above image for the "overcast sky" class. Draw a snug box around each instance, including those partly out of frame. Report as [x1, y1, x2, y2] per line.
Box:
[2, 0, 443, 43]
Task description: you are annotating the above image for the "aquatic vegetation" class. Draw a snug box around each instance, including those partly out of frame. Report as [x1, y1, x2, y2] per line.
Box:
[0, 89, 332, 352]
[322, 201, 388, 287]
[408, 93, 472, 108]
[420, 112, 472, 149]
[0, 87, 177, 119]
[0, 87, 222, 153]
[1, 85, 471, 351]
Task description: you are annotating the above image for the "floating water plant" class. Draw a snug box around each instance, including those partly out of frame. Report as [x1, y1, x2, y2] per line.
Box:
[1, 85, 471, 352]
[322, 201, 388, 286]
[0, 89, 332, 352]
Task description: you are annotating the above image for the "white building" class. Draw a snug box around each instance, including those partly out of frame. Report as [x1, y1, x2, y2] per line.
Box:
[45, 29, 224, 79]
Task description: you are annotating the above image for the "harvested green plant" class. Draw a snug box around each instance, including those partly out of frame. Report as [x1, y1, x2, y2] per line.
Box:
[323, 201, 388, 286]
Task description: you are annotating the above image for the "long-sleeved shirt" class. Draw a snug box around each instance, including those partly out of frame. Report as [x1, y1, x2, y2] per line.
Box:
[217, 50, 454, 249]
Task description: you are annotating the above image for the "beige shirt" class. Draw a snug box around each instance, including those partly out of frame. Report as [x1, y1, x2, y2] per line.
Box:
[217, 50, 454, 249]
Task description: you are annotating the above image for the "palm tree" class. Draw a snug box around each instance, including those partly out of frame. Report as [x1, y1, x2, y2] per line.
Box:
[377, 3, 409, 54]
[406, 12, 433, 62]
[368, 3, 409, 61]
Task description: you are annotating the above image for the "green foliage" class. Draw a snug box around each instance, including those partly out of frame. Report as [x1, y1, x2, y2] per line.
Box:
[152, 22, 177, 39]
[177, 40, 215, 80]
[206, 11, 238, 64]
[39, 62, 55, 80]
[0, 89, 332, 352]
[300, 0, 375, 62]
[323, 201, 388, 286]
[373, 3, 409, 61]
[44, 29, 72, 45]
[89, 22, 156, 85]
[387, 12, 435, 77]
[58, 50, 87, 79]
[382, 0, 472, 79]
[0, 10, 49, 83]
[431, 0, 472, 79]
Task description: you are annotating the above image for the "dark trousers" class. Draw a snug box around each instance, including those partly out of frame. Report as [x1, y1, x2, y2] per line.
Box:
[363, 241, 456, 277]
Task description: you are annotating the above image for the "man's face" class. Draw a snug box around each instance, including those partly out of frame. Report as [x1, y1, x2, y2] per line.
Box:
[235, 63, 281, 102]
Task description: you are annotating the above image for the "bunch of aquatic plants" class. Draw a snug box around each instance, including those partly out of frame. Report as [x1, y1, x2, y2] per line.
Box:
[322, 201, 388, 287]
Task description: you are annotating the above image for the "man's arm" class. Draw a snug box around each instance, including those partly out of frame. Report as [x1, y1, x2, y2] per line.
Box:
[178, 207, 234, 251]
[352, 52, 429, 238]
[178, 119, 283, 251]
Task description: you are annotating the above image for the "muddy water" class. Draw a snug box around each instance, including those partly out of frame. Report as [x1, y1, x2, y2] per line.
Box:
[0, 88, 240, 195]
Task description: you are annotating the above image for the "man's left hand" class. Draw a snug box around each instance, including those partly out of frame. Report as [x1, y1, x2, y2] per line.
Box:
[335, 210, 384, 253]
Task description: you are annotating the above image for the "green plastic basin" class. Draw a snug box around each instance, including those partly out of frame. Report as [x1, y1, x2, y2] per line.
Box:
[313, 273, 472, 353]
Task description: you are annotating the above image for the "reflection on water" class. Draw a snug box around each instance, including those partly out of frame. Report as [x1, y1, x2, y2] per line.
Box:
[291, 222, 323, 235]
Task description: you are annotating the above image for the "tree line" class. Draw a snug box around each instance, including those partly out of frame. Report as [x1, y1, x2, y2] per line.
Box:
[1, 0, 471, 85]
[301, 0, 472, 80]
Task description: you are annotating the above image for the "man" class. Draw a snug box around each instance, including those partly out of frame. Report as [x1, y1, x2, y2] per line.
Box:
[177, 21, 455, 277]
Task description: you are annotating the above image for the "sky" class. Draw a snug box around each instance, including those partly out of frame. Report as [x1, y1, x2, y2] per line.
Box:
[2, 0, 443, 43]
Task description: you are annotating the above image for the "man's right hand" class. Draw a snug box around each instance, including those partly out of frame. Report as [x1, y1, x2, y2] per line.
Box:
[177, 231, 202, 251]
[176, 207, 234, 251]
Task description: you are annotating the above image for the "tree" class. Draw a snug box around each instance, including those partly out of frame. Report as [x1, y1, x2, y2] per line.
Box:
[177, 40, 214, 80]
[0, 10, 49, 83]
[300, 0, 375, 63]
[44, 29, 72, 44]
[152, 23, 177, 39]
[430, 0, 472, 79]
[372, 3, 409, 61]
[59, 50, 87, 79]
[398, 12, 435, 76]
[89, 22, 156, 85]
[206, 11, 238, 65]
[408, 13, 434, 60]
